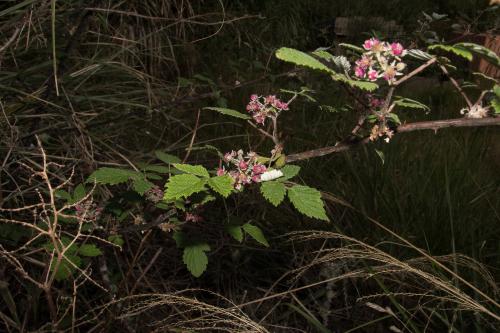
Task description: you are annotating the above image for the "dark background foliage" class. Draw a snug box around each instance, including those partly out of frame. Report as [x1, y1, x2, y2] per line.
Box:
[0, 0, 499, 332]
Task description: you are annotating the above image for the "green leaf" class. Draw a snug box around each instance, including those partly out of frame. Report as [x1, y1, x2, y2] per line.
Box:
[132, 178, 154, 195]
[454, 42, 500, 67]
[428, 44, 473, 61]
[338, 43, 365, 54]
[143, 165, 171, 174]
[108, 235, 124, 247]
[386, 113, 401, 125]
[183, 243, 210, 277]
[155, 151, 181, 165]
[260, 181, 286, 207]
[55, 189, 72, 201]
[87, 168, 139, 185]
[78, 244, 103, 257]
[172, 164, 210, 178]
[280, 165, 301, 180]
[172, 231, 187, 248]
[406, 49, 433, 61]
[394, 97, 430, 111]
[492, 98, 500, 114]
[333, 74, 379, 91]
[208, 175, 233, 198]
[203, 107, 251, 120]
[375, 149, 385, 165]
[287, 185, 328, 221]
[311, 49, 336, 62]
[225, 224, 243, 242]
[44, 236, 78, 255]
[164, 174, 207, 200]
[50, 254, 82, 281]
[242, 224, 269, 247]
[276, 47, 336, 74]
[145, 173, 162, 180]
[493, 84, 500, 98]
[72, 184, 86, 203]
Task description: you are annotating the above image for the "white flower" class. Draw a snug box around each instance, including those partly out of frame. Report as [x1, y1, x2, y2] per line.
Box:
[463, 104, 488, 119]
[260, 169, 283, 182]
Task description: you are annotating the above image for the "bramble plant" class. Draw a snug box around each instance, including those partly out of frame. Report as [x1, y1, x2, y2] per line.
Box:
[85, 37, 500, 277]
[11, 38, 497, 279]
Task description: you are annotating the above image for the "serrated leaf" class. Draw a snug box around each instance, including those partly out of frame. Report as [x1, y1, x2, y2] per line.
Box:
[208, 175, 233, 198]
[280, 165, 301, 180]
[183, 243, 210, 277]
[225, 225, 243, 242]
[406, 49, 433, 61]
[287, 185, 328, 221]
[394, 97, 430, 111]
[164, 174, 206, 200]
[172, 164, 210, 178]
[78, 244, 103, 257]
[87, 168, 139, 185]
[260, 181, 286, 206]
[312, 49, 336, 62]
[428, 44, 473, 61]
[276, 47, 336, 74]
[333, 74, 379, 91]
[242, 223, 269, 247]
[108, 235, 124, 247]
[203, 107, 251, 120]
[155, 151, 181, 165]
[132, 178, 154, 195]
[454, 42, 500, 67]
[199, 194, 216, 205]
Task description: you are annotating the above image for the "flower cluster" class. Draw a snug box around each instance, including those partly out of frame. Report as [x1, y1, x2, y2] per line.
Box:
[354, 39, 407, 84]
[461, 104, 488, 119]
[367, 94, 385, 109]
[185, 212, 204, 223]
[145, 186, 164, 203]
[369, 124, 394, 143]
[75, 200, 103, 222]
[218, 150, 267, 190]
[246, 94, 288, 125]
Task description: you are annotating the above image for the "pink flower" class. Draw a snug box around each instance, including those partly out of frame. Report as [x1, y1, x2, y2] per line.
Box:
[354, 66, 365, 78]
[185, 213, 203, 223]
[246, 101, 260, 112]
[224, 152, 234, 162]
[238, 160, 248, 171]
[238, 173, 250, 184]
[355, 55, 373, 69]
[250, 94, 259, 101]
[370, 97, 384, 108]
[363, 38, 380, 50]
[253, 113, 266, 125]
[217, 168, 225, 176]
[251, 175, 261, 183]
[367, 69, 378, 81]
[265, 95, 276, 105]
[252, 164, 267, 174]
[278, 101, 289, 110]
[390, 42, 404, 56]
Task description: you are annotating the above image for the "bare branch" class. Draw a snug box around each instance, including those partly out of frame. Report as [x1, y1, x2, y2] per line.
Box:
[286, 116, 500, 163]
